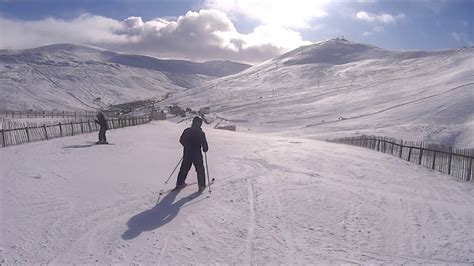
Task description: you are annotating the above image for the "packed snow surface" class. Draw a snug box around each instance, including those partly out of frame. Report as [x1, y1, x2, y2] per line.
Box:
[166, 39, 474, 147]
[1, 121, 473, 264]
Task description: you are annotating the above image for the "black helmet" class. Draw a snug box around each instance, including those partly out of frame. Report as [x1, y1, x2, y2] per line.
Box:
[192, 116, 203, 127]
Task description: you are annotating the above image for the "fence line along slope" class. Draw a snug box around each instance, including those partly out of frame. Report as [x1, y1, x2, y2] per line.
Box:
[1, 115, 150, 147]
[330, 135, 474, 182]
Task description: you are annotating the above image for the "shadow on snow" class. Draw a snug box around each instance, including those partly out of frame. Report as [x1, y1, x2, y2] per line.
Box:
[62, 144, 95, 149]
[121, 190, 201, 240]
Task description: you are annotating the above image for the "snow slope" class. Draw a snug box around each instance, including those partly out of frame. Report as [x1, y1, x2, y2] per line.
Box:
[1, 121, 473, 264]
[0, 44, 250, 111]
[166, 39, 474, 147]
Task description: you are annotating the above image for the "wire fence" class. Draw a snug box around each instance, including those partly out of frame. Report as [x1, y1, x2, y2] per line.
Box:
[329, 136, 473, 182]
[1, 115, 151, 148]
[0, 110, 97, 119]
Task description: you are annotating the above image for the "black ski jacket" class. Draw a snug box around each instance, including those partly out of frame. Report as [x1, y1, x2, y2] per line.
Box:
[180, 126, 208, 154]
[95, 113, 109, 129]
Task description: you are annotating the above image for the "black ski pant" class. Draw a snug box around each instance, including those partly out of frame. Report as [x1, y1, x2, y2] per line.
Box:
[99, 127, 107, 142]
[177, 152, 205, 188]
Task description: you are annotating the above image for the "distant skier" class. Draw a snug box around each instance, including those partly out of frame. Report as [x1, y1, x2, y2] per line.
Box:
[95, 111, 108, 144]
[176, 116, 209, 192]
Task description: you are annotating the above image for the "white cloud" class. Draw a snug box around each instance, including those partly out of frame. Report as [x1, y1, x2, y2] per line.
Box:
[451, 32, 462, 42]
[362, 25, 383, 36]
[205, 0, 329, 29]
[373, 26, 384, 32]
[451, 31, 471, 46]
[411, 0, 449, 14]
[355, 11, 406, 24]
[0, 14, 129, 48]
[0, 10, 311, 63]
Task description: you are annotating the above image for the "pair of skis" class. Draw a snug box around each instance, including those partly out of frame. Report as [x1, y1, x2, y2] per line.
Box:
[156, 178, 215, 204]
[157, 153, 213, 204]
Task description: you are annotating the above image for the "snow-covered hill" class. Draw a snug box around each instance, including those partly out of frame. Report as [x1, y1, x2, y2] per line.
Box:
[1, 121, 473, 264]
[166, 39, 474, 147]
[0, 44, 250, 111]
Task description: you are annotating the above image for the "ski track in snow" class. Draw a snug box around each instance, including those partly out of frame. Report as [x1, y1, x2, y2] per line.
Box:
[245, 175, 256, 264]
[1, 121, 474, 264]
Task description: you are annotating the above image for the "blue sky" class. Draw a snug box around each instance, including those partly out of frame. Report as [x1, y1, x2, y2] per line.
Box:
[0, 0, 472, 62]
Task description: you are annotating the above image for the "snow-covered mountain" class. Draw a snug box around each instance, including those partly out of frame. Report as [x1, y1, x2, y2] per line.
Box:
[166, 39, 474, 147]
[0, 44, 250, 111]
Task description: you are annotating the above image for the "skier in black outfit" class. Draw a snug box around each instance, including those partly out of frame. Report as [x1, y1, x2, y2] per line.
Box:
[95, 111, 108, 144]
[176, 116, 209, 191]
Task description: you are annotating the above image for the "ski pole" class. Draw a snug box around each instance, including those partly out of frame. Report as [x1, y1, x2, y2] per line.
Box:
[205, 152, 211, 193]
[164, 157, 183, 184]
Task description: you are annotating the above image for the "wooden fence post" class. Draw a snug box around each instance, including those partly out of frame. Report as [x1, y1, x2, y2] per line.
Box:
[399, 140, 403, 158]
[408, 147, 412, 162]
[467, 157, 472, 182]
[43, 125, 48, 140]
[448, 152, 453, 175]
[88, 121, 92, 132]
[432, 151, 436, 170]
[59, 123, 63, 137]
[1, 129, 5, 147]
[71, 122, 74, 135]
[80, 120, 84, 134]
[26, 126, 30, 142]
[418, 148, 424, 165]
